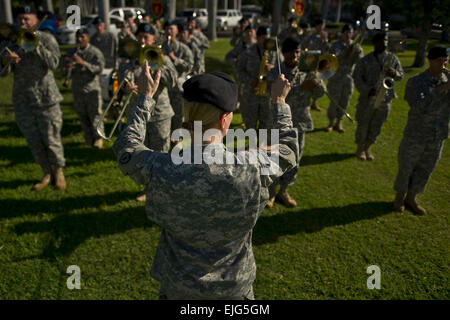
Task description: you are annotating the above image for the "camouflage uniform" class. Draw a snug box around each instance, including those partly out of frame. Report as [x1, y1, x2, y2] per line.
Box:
[305, 32, 330, 53]
[66, 44, 105, 145]
[230, 30, 244, 47]
[327, 39, 364, 121]
[353, 51, 404, 146]
[163, 41, 194, 132]
[118, 57, 177, 152]
[236, 43, 281, 130]
[113, 94, 299, 300]
[1, 31, 65, 172]
[394, 70, 449, 194]
[267, 62, 325, 187]
[225, 40, 253, 106]
[91, 31, 118, 69]
[183, 38, 202, 75]
[191, 29, 209, 73]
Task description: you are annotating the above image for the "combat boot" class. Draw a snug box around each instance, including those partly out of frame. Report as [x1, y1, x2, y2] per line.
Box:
[93, 138, 103, 149]
[310, 102, 322, 112]
[334, 119, 345, 133]
[136, 189, 147, 202]
[266, 196, 275, 208]
[356, 144, 366, 160]
[393, 192, 405, 212]
[326, 120, 334, 132]
[33, 172, 51, 191]
[276, 188, 297, 208]
[405, 194, 427, 215]
[365, 144, 375, 161]
[54, 166, 67, 190]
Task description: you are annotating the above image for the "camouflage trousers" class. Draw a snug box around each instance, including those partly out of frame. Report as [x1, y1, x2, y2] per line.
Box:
[327, 75, 354, 121]
[144, 118, 172, 152]
[73, 90, 104, 145]
[168, 89, 183, 134]
[355, 100, 391, 146]
[394, 137, 445, 195]
[14, 102, 65, 172]
[240, 86, 272, 130]
[271, 130, 305, 190]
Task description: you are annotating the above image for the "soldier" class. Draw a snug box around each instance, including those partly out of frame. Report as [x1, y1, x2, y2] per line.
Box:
[353, 32, 404, 160]
[230, 17, 250, 47]
[118, 23, 178, 202]
[65, 28, 105, 149]
[0, 5, 66, 191]
[91, 17, 119, 69]
[113, 62, 299, 299]
[266, 37, 326, 207]
[179, 24, 202, 75]
[326, 24, 364, 133]
[393, 47, 449, 215]
[305, 19, 330, 112]
[153, 17, 164, 44]
[163, 20, 194, 133]
[187, 17, 210, 74]
[277, 17, 299, 44]
[118, 12, 137, 41]
[236, 26, 280, 131]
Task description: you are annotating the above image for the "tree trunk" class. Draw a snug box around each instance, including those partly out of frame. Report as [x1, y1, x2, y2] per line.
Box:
[207, 0, 217, 41]
[322, 0, 329, 21]
[98, 0, 110, 31]
[412, 20, 431, 67]
[167, 0, 176, 19]
[0, 0, 13, 24]
[43, 0, 54, 12]
[335, 0, 341, 23]
[272, 0, 283, 36]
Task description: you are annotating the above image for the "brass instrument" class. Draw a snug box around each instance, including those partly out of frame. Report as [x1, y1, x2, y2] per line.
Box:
[372, 51, 396, 109]
[140, 45, 164, 70]
[255, 38, 277, 97]
[63, 46, 80, 88]
[299, 52, 354, 122]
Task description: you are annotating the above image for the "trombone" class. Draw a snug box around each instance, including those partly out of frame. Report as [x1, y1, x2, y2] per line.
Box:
[96, 41, 165, 141]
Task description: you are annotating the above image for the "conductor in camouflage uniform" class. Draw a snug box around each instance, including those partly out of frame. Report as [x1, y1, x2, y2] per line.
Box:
[113, 61, 299, 299]
[1, 5, 66, 191]
[118, 23, 178, 202]
[65, 28, 105, 149]
[326, 24, 363, 133]
[353, 32, 404, 161]
[267, 37, 326, 208]
[236, 26, 280, 131]
[393, 46, 449, 215]
[163, 20, 194, 133]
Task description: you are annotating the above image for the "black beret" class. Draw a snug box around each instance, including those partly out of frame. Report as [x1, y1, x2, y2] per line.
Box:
[342, 24, 353, 33]
[372, 32, 387, 43]
[183, 72, 238, 112]
[257, 26, 270, 37]
[244, 24, 255, 31]
[164, 19, 177, 28]
[16, 4, 37, 15]
[93, 16, 104, 25]
[76, 27, 89, 35]
[282, 37, 301, 53]
[135, 23, 155, 35]
[427, 46, 448, 60]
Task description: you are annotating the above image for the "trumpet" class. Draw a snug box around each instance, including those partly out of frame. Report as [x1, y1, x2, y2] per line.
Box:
[63, 46, 80, 88]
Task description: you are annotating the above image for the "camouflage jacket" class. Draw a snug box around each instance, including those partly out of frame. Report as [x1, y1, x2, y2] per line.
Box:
[91, 31, 118, 69]
[329, 39, 364, 78]
[66, 44, 105, 93]
[305, 32, 330, 53]
[353, 51, 404, 102]
[164, 40, 194, 91]
[118, 58, 177, 122]
[225, 40, 254, 81]
[1, 31, 63, 107]
[267, 62, 325, 132]
[404, 70, 449, 141]
[113, 94, 299, 299]
[192, 29, 210, 52]
[183, 39, 202, 75]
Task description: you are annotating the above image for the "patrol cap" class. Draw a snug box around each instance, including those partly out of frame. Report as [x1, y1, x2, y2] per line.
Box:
[257, 26, 270, 37]
[16, 4, 37, 15]
[282, 37, 301, 53]
[164, 19, 177, 28]
[342, 24, 353, 33]
[76, 27, 90, 36]
[93, 16, 104, 25]
[427, 46, 448, 60]
[372, 31, 387, 43]
[135, 23, 155, 35]
[183, 72, 238, 112]
[244, 24, 255, 32]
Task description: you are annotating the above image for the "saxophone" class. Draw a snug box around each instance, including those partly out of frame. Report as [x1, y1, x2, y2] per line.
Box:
[255, 50, 269, 96]
[372, 51, 396, 109]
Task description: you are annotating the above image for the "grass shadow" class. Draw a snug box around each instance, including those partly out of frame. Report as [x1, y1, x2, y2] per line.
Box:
[300, 153, 355, 166]
[254, 201, 393, 246]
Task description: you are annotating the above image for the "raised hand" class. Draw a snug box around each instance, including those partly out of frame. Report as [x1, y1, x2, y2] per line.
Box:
[137, 60, 161, 98]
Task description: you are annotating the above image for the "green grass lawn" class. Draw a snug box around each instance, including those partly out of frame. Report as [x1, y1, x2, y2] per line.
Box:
[0, 38, 448, 299]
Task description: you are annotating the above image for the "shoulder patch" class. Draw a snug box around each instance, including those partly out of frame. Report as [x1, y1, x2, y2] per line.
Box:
[119, 152, 132, 165]
[279, 146, 291, 156]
